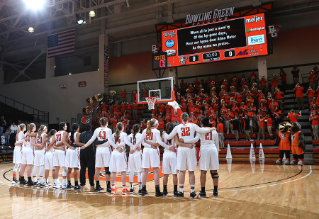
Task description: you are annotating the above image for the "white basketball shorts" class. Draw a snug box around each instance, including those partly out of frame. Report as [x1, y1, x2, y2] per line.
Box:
[176, 147, 197, 171]
[13, 146, 22, 164]
[142, 148, 160, 169]
[109, 152, 127, 173]
[44, 152, 54, 170]
[128, 151, 142, 172]
[53, 150, 65, 167]
[65, 149, 80, 169]
[33, 150, 45, 166]
[199, 147, 219, 171]
[95, 147, 112, 168]
[21, 148, 34, 165]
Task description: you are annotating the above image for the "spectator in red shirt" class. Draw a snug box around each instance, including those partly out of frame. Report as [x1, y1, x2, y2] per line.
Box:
[142, 88, 147, 99]
[214, 75, 221, 85]
[307, 87, 316, 105]
[216, 119, 224, 149]
[265, 114, 274, 140]
[194, 78, 200, 87]
[280, 68, 287, 91]
[205, 77, 211, 86]
[271, 74, 278, 95]
[225, 109, 234, 134]
[287, 109, 302, 123]
[248, 70, 257, 82]
[260, 75, 267, 95]
[247, 109, 254, 133]
[180, 79, 186, 89]
[293, 83, 305, 110]
[309, 71, 316, 90]
[133, 102, 138, 121]
[121, 88, 127, 102]
[140, 119, 147, 129]
[158, 117, 165, 132]
[257, 114, 266, 140]
[274, 88, 284, 111]
[310, 111, 319, 139]
[101, 102, 108, 116]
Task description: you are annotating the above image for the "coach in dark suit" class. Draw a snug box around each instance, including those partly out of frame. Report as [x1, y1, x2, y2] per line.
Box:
[77, 123, 95, 189]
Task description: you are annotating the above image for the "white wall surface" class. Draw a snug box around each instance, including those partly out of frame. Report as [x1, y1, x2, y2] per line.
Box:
[0, 71, 104, 124]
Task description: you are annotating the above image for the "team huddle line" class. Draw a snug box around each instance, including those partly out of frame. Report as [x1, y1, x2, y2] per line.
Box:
[11, 112, 220, 198]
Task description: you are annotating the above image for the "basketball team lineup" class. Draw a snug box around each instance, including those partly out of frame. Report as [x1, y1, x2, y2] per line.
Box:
[7, 103, 222, 198]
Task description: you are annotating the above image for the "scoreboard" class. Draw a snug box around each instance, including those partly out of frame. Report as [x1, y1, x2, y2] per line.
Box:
[161, 13, 268, 67]
[152, 52, 168, 70]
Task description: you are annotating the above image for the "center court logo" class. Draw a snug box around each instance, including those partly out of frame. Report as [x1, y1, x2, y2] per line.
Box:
[166, 40, 175, 48]
[248, 35, 265, 45]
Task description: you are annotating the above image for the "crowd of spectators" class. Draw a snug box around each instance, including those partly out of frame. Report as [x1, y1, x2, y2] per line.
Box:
[0, 116, 19, 146]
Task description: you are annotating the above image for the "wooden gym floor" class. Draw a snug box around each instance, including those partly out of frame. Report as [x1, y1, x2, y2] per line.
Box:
[0, 161, 318, 219]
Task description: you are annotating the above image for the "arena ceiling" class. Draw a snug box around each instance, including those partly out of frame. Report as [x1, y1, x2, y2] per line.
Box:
[0, 0, 319, 80]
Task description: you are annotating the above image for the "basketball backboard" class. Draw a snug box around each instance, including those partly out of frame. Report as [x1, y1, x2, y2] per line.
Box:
[137, 77, 174, 104]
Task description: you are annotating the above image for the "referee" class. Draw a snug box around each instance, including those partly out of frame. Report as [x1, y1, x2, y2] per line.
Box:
[78, 123, 95, 191]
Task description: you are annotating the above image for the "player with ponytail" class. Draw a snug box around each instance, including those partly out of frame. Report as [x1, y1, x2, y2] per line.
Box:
[127, 124, 143, 194]
[32, 125, 47, 186]
[43, 129, 57, 186]
[109, 122, 134, 195]
[65, 123, 81, 190]
[12, 123, 26, 184]
[157, 122, 178, 196]
[20, 123, 36, 186]
[134, 118, 164, 197]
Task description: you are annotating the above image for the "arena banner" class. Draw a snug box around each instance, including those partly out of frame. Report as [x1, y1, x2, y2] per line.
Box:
[185, 7, 235, 25]
[104, 45, 109, 88]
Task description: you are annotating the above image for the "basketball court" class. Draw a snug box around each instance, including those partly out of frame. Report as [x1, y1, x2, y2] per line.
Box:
[0, 162, 318, 218]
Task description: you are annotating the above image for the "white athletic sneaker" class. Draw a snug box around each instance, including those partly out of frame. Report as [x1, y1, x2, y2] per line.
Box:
[46, 181, 51, 187]
[275, 159, 282, 165]
[52, 182, 57, 188]
[284, 160, 290, 165]
[62, 184, 67, 189]
[298, 160, 304, 165]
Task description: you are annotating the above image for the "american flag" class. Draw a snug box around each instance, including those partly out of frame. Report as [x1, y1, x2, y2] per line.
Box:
[47, 29, 75, 58]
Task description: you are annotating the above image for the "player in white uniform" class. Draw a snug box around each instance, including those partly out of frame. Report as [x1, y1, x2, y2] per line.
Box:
[109, 122, 134, 195]
[183, 117, 219, 198]
[43, 129, 57, 186]
[19, 123, 36, 186]
[157, 122, 178, 197]
[127, 124, 143, 194]
[134, 119, 163, 197]
[83, 117, 114, 192]
[165, 112, 213, 198]
[52, 122, 72, 189]
[32, 125, 47, 187]
[67, 123, 81, 190]
[12, 124, 26, 183]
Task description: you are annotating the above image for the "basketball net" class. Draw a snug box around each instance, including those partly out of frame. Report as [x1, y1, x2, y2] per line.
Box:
[145, 97, 157, 110]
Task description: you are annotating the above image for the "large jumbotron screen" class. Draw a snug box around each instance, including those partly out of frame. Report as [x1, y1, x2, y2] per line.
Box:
[161, 13, 268, 67]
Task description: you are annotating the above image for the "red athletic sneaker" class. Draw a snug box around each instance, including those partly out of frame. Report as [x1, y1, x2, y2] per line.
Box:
[111, 187, 117, 195]
[122, 188, 129, 195]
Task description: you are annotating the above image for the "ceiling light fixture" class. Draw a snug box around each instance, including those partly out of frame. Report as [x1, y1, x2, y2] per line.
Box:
[89, 11, 96, 17]
[28, 27, 34, 33]
[24, 0, 45, 10]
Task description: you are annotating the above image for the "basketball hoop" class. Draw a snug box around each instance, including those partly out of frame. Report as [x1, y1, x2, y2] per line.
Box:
[145, 97, 157, 110]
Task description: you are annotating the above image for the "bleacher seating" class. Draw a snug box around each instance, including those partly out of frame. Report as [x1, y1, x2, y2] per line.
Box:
[0, 102, 34, 122]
